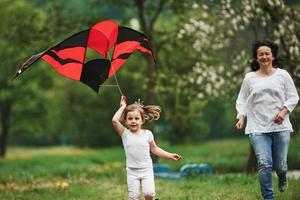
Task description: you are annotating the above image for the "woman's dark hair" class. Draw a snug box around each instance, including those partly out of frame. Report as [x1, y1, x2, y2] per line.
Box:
[250, 39, 282, 71]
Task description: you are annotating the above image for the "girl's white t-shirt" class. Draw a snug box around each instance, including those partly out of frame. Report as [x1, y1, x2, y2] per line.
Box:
[121, 128, 154, 168]
[236, 68, 299, 134]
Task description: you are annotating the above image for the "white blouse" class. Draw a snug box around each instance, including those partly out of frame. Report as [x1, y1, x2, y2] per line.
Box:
[236, 68, 299, 134]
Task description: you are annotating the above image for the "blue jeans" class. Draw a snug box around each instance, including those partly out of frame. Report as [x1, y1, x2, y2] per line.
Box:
[249, 131, 290, 200]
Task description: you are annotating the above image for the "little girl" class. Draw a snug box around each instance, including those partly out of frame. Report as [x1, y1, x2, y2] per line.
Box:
[112, 96, 182, 200]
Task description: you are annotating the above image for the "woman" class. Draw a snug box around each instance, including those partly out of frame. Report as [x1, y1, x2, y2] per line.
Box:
[235, 39, 299, 200]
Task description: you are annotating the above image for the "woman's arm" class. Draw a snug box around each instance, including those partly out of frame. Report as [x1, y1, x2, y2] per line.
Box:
[112, 96, 126, 135]
[149, 140, 181, 161]
[274, 106, 289, 125]
[236, 77, 249, 120]
[275, 71, 299, 124]
[283, 71, 299, 112]
[235, 76, 250, 130]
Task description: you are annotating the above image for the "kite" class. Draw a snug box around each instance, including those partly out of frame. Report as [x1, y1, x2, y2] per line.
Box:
[12, 20, 155, 93]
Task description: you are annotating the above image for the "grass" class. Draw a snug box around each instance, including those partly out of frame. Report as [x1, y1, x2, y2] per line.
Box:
[0, 138, 299, 199]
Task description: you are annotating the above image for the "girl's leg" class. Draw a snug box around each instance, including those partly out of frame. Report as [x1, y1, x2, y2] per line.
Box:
[127, 168, 141, 200]
[272, 131, 290, 192]
[141, 168, 156, 200]
[249, 133, 274, 200]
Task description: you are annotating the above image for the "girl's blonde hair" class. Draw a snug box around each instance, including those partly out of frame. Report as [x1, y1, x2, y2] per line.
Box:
[122, 99, 161, 122]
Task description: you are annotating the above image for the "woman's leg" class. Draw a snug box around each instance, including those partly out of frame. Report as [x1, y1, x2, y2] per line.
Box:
[272, 131, 290, 192]
[249, 133, 274, 200]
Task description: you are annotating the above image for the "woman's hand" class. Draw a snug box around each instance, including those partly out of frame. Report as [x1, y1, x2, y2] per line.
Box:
[235, 116, 244, 130]
[274, 107, 289, 124]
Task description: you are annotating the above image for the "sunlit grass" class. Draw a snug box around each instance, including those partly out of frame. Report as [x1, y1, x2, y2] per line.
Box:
[5, 146, 91, 160]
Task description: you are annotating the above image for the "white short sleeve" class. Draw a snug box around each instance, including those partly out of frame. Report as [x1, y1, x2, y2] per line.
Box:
[146, 130, 154, 142]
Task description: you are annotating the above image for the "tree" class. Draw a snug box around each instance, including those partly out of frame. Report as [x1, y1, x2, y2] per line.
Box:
[133, 0, 170, 162]
[154, 2, 235, 143]
[0, 0, 51, 157]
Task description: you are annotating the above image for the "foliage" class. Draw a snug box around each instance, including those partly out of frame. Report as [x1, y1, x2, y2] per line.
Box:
[177, 0, 300, 134]
[0, 0, 54, 156]
[1, 0, 300, 149]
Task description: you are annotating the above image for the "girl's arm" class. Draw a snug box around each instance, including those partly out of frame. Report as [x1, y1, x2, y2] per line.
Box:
[112, 96, 126, 135]
[150, 140, 181, 161]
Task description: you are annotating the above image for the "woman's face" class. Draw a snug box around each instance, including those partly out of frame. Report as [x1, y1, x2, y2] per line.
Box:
[125, 110, 144, 132]
[256, 46, 274, 68]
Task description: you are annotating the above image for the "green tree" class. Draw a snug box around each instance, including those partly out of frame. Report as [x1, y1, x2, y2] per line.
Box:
[0, 0, 52, 156]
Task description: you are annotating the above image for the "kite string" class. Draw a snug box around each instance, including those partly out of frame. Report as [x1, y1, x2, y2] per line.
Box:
[99, 85, 119, 87]
[107, 53, 123, 96]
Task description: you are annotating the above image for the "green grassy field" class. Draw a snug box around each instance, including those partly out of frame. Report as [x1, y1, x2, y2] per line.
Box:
[0, 138, 299, 199]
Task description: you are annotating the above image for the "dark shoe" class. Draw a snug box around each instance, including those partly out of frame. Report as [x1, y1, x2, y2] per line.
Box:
[278, 175, 288, 192]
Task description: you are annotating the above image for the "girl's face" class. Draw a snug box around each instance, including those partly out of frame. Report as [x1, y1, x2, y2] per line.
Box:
[125, 110, 144, 133]
[256, 46, 274, 68]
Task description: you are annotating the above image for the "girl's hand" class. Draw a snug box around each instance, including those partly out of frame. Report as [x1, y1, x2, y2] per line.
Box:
[235, 116, 244, 130]
[120, 95, 126, 108]
[274, 107, 289, 124]
[170, 153, 182, 161]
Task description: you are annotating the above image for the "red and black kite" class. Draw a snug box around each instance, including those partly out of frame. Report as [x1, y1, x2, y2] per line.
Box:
[13, 20, 155, 93]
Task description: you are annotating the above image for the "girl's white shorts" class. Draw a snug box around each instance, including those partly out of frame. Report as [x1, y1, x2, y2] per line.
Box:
[126, 167, 156, 199]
